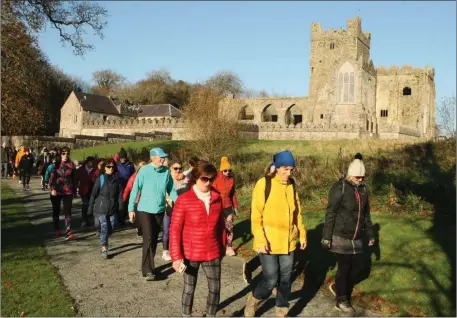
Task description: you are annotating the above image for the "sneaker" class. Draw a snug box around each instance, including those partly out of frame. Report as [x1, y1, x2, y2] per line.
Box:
[335, 301, 356, 314]
[328, 283, 336, 296]
[144, 273, 156, 281]
[226, 246, 236, 256]
[25, 185, 29, 191]
[162, 250, 171, 261]
[19, 180, 22, 184]
[55, 230, 61, 238]
[65, 232, 76, 241]
[101, 248, 108, 259]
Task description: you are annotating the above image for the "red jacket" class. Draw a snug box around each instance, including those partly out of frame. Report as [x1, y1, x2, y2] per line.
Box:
[123, 172, 138, 203]
[212, 172, 238, 209]
[170, 188, 226, 262]
[75, 164, 96, 196]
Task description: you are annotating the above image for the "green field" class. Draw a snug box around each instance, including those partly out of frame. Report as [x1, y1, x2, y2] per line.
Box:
[37, 139, 457, 315]
[1, 183, 76, 317]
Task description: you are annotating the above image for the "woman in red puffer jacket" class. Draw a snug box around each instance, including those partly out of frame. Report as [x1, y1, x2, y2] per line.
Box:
[170, 160, 226, 317]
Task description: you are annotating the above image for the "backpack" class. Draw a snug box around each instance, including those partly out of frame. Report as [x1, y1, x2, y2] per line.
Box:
[99, 174, 105, 190]
[264, 176, 297, 204]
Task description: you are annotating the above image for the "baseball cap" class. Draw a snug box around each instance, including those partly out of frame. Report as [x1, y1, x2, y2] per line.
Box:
[150, 147, 168, 158]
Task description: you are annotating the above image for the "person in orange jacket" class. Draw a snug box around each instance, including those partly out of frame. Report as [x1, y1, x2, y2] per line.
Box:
[14, 145, 24, 183]
[212, 156, 239, 256]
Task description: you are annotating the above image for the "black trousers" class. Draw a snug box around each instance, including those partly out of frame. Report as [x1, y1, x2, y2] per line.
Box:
[137, 211, 164, 276]
[21, 170, 31, 185]
[334, 253, 364, 302]
[81, 194, 92, 225]
[50, 195, 73, 232]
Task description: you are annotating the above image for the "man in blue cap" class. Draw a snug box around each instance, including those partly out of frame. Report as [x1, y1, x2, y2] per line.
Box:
[128, 147, 178, 281]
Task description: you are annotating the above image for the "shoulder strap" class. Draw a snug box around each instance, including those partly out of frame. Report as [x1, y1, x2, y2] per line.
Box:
[100, 174, 105, 189]
[264, 176, 272, 204]
[337, 178, 345, 208]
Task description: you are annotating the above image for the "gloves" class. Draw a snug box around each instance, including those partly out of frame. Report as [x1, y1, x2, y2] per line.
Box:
[321, 239, 331, 250]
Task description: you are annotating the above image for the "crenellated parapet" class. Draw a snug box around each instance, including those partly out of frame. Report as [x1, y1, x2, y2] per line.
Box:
[376, 64, 435, 79]
[311, 16, 371, 47]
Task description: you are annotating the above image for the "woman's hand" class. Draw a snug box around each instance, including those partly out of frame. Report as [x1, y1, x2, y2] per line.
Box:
[129, 211, 135, 223]
[368, 239, 375, 246]
[51, 189, 57, 196]
[172, 259, 183, 272]
[300, 242, 307, 250]
[257, 246, 270, 254]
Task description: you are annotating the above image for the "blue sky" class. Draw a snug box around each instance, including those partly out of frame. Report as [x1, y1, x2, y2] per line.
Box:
[37, 1, 456, 101]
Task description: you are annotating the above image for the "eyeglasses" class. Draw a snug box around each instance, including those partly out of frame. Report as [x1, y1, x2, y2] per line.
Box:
[199, 176, 215, 183]
[106, 165, 114, 169]
[223, 170, 232, 173]
[173, 167, 183, 171]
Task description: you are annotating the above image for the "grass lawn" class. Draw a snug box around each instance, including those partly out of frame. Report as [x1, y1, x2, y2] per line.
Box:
[1, 182, 76, 317]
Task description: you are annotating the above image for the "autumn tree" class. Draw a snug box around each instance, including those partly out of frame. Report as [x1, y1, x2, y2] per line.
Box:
[205, 71, 244, 97]
[91, 69, 126, 96]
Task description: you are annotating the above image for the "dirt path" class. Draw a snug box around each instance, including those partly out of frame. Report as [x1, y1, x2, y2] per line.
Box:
[8, 177, 379, 317]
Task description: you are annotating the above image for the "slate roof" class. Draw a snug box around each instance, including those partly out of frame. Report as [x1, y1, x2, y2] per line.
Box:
[137, 104, 183, 118]
[74, 91, 120, 116]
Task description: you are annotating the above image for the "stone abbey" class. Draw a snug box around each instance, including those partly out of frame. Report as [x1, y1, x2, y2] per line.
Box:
[60, 17, 435, 140]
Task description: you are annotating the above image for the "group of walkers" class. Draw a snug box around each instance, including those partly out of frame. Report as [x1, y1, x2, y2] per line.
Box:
[3, 142, 375, 316]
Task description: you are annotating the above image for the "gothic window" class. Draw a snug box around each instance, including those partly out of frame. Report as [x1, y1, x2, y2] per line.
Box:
[403, 87, 411, 96]
[261, 104, 278, 122]
[380, 110, 388, 117]
[337, 62, 355, 104]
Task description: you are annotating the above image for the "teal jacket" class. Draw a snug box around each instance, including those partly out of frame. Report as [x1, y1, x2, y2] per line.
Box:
[44, 163, 55, 183]
[128, 164, 178, 214]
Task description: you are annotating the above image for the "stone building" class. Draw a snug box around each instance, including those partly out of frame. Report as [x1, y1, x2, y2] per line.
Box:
[59, 16, 435, 140]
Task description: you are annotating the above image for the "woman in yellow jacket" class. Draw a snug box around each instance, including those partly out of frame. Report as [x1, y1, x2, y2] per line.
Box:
[245, 150, 307, 317]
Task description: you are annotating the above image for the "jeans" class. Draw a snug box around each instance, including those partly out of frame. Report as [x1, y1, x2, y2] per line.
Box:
[138, 211, 164, 276]
[334, 253, 364, 301]
[50, 195, 73, 232]
[162, 213, 171, 251]
[253, 252, 294, 308]
[99, 214, 117, 246]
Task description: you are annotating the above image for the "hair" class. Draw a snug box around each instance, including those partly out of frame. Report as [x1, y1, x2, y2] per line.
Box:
[137, 161, 148, 171]
[61, 146, 70, 154]
[23, 147, 30, 152]
[105, 158, 117, 173]
[354, 153, 363, 160]
[86, 156, 95, 162]
[189, 160, 217, 185]
[170, 158, 183, 167]
[188, 156, 199, 167]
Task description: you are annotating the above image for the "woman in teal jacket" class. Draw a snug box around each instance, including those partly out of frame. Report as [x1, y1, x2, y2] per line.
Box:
[128, 147, 178, 281]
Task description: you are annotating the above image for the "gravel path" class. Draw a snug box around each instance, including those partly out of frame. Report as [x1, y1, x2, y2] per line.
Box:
[8, 177, 380, 317]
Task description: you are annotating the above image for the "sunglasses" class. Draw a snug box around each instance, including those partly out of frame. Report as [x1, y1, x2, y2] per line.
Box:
[173, 167, 183, 171]
[199, 176, 215, 183]
[106, 165, 114, 169]
[62, 152, 70, 155]
[223, 170, 232, 173]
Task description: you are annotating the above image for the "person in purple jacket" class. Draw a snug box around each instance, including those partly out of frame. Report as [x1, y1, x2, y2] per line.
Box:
[49, 146, 77, 239]
[116, 149, 135, 224]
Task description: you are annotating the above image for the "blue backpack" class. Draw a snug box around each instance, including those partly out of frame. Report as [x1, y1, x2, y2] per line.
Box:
[99, 174, 105, 190]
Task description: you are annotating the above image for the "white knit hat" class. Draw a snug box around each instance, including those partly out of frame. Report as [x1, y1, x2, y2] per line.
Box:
[347, 159, 366, 177]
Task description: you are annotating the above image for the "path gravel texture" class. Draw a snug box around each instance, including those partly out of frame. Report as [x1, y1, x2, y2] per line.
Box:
[8, 177, 380, 317]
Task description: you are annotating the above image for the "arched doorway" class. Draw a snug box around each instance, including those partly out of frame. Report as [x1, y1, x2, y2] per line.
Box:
[261, 104, 278, 122]
[285, 104, 303, 125]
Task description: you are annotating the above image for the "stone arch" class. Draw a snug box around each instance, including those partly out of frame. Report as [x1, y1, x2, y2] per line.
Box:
[285, 104, 303, 125]
[261, 104, 278, 122]
[337, 62, 355, 104]
[238, 105, 255, 120]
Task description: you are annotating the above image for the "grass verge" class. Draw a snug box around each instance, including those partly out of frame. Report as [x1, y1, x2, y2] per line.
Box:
[1, 182, 76, 317]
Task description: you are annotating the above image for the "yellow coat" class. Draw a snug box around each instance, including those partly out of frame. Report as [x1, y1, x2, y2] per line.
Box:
[251, 175, 307, 254]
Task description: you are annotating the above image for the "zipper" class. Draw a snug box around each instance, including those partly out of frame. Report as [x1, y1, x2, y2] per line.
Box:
[353, 188, 361, 240]
[351, 240, 355, 254]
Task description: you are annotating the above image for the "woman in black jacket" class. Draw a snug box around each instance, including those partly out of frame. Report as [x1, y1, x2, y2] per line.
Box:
[88, 158, 121, 259]
[18, 147, 34, 191]
[322, 154, 375, 314]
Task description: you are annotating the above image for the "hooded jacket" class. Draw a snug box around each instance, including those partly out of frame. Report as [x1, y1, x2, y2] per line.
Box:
[212, 171, 238, 209]
[117, 160, 135, 187]
[251, 175, 307, 254]
[19, 153, 34, 171]
[128, 164, 178, 214]
[88, 174, 121, 216]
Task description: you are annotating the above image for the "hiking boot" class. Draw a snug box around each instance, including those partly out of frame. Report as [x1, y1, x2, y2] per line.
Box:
[275, 306, 289, 317]
[144, 273, 156, 281]
[162, 250, 171, 261]
[244, 292, 262, 317]
[328, 283, 336, 296]
[335, 301, 356, 314]
[226, 246, 236, 256]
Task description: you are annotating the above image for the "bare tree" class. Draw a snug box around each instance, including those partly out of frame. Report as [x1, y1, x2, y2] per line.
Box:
[242, 88, 270, 98]
[92, 69, 126, 96]
[181, 87, 241, 162]
[437, 95, 456, 138]
[146, 68, 175, 86]
[5, 0, 108, 56]
[205, 71, 244, 97]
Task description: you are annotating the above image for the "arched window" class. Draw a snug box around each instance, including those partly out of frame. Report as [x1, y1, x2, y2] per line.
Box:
[285, 104, 302, 125]
[261, 104, 278, 122]
[337, 62, 355, 104]
[238, 105, 254, 120]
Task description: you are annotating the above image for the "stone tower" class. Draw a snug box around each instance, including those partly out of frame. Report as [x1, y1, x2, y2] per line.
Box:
[308, 16, 377, 132]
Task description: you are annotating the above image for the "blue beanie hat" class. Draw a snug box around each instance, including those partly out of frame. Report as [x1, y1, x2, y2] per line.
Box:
[273, 150, 295, 168]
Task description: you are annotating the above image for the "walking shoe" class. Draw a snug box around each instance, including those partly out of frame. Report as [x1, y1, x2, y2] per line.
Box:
[65, 232, 76, 241]
[25, 184, 29, 191]
[226, 246, 236, 256]
[101, 248, 108, 259]
[136, 228, 142, 237]
[275, 306, 289, 317]
[335, 301, 356, 314]
[55, 230, 61, 238]
[328, 283, 336, 296]
[162, 250, 171, 261]
[244, 292, 262, 317]
[144, 273, 156, 281]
